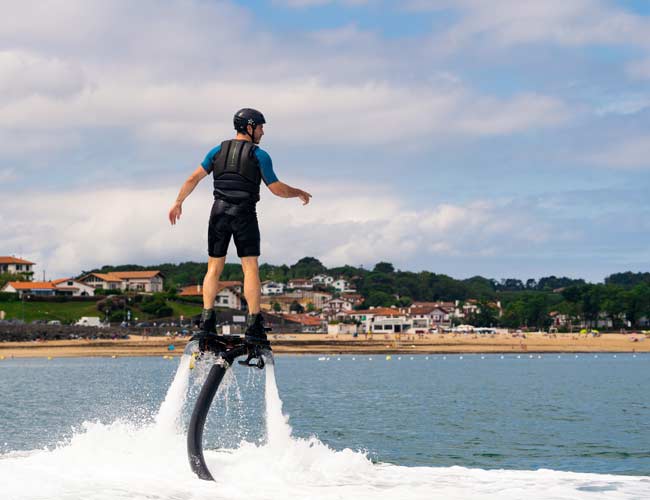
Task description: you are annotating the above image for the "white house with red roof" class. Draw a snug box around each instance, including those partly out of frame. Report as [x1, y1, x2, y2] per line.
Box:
[283, 313, 326, 333]
[179, 282, 242, 309]
[408, 305, 451, 329]
[261, 280, 285, 295]
[2, 278, 96, 297]
[79, 271, 164, 293]
[0, 256, 35, 279]
[1, 281, 56, 297]
[342, 306, 411, 334]
[322, 297, 354, 316]
[51, 278, 96, 297]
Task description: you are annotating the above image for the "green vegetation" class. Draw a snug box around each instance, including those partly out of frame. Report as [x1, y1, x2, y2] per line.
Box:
[5, 257, 647, 330]
[0, 301, 100, 323]
[0, 272, 30, 289]
[0, 296, 202, 324]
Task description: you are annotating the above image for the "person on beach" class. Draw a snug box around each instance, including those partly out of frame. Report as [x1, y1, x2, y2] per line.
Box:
[168, 108, 312, 346]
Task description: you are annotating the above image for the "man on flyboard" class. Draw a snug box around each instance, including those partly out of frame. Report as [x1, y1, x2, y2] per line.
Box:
[169, 108, 312, 348]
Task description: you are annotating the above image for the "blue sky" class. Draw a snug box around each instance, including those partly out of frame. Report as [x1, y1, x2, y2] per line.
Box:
[1, 0, 649, 281]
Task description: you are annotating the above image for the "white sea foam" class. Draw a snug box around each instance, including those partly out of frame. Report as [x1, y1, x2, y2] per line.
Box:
[1, 357, 649, 500]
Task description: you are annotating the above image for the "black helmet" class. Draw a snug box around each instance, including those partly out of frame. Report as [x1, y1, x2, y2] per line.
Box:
[234, 108, 266, 134]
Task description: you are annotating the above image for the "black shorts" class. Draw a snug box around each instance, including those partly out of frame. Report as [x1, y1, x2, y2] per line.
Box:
[208, 203, 261, 258]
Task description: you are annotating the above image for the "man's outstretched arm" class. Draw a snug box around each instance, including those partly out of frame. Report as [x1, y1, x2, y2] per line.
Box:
[169, 166, 208, 225]
[268, 181, 312, 205]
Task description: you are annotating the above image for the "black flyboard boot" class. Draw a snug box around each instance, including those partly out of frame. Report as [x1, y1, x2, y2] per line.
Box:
[244, 313, 269, 346]
[239, 312, 271, 368]
[197, 308, 217, 352]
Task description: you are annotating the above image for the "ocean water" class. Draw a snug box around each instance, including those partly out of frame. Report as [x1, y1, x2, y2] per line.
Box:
[1, 353, 649, 499]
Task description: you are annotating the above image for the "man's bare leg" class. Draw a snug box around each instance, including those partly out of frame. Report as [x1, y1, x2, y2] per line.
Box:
[199, 256, 225, 338]
[241, 256, 267, 343]
[202, 256, 225, 309]
[241, 256, 261, 314]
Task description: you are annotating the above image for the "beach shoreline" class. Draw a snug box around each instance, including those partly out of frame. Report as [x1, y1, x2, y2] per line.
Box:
[0, 333, 647, 358]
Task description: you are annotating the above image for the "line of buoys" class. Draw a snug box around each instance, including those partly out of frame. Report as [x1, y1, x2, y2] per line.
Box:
[312, 353, 647, 362]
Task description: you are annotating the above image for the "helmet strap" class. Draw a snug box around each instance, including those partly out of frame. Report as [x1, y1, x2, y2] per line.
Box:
[247, 124, 256, 142]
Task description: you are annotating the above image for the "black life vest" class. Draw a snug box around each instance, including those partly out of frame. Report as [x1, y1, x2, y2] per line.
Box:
[211, 139, 261, 203]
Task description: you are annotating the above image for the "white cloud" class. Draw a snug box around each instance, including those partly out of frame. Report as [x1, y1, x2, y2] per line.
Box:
[0, 76, 569, 149]
[585, 136, 650, 169]
[0, 0, 570, 158]
[275, 0, 373, 7]
[0, 182, 551, 278]
[410, 0, 650, 52]
[0, 50, 86, 102]
[0, 168, 17, 183]
[626, 58, 650, 80]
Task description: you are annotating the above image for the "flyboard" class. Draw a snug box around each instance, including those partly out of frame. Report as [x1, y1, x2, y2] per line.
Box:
[184, 330, 272, 481]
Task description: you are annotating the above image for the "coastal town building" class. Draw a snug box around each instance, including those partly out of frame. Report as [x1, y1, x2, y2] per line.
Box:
[327, 322, 358, 335]
[260, 290, 333, 313]
[343, 307, 411, 333]
[261, 281, 285, 295]
[179, 282, 242, 310]
[1, 281, 56, 297]
[78, 271, 164, 293]
[51, 278, 96, 297]
[322, 297, 354, 316]
[341, 293, 364, 307]
[1, 278, 95, 297]
[0, 257, 35, 279]
[287, 278, 313, 290]
[311, 274, 334, 286]
[408, 305, 451, 330]
[332, 278, 356, 293]
[283, 313, 326, 333]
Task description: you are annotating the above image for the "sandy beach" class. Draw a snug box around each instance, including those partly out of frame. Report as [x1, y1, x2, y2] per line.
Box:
[0, 332, 647, 358]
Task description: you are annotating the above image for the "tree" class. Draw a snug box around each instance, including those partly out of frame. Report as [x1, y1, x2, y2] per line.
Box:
[364, 291, 394, 308]
[0, 272, 29, 289]
[289, 257, 326, 278]
[466, 301, 499, 327]
[289, 300, 304, 313]
[373, 262, 395, 274]
[623, 284, 650, 328]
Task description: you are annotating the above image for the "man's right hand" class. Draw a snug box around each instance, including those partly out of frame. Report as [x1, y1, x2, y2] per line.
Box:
[169, 201, 183, 225]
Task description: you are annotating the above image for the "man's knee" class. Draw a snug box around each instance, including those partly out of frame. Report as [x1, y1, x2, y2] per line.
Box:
[206, 257, 225, 276]
[240, 256, 259, 274]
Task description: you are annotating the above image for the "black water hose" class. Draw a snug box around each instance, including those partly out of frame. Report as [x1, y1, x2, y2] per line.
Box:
[186, 334, 271, 481]
[187, 362, 228, 481]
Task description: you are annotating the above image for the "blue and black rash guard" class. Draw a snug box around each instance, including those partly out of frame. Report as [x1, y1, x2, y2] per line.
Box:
[201, 144, 279, 185]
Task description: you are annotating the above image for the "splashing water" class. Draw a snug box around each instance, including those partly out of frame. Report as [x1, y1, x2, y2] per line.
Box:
[154, 354, 192, 433]
[265, 363, 292, 448]
[1, 357, 649, 500]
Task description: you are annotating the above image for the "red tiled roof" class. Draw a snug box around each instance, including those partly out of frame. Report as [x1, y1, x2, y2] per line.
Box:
[284, 314, 323, 326]
[343, 307, 404, 317]
[81, 273, 123, 282]
[0, 256, 35, 265]
[109, 271, 163, 279]
[179, 281, 242, 296]
[5, 281, 55, 290]
[51, 278, 77, 285]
